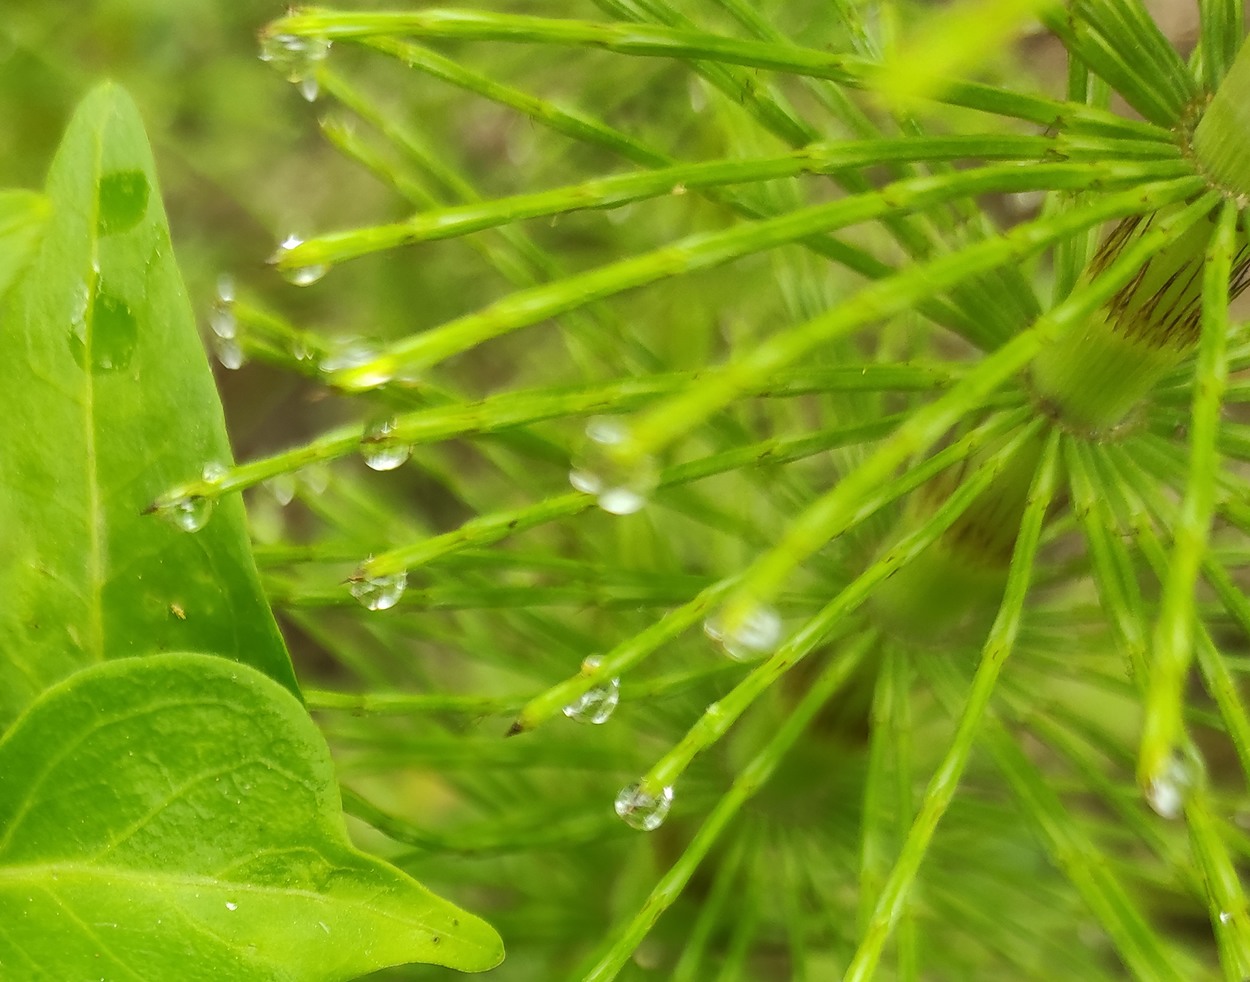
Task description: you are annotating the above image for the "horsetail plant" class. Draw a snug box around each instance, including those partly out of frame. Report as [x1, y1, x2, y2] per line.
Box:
[25, 0, 1250, 978]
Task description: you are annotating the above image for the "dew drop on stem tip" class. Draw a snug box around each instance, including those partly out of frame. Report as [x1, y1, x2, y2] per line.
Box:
[362, 418, 413, 471]
[615, 783, 674, 831]
[274, 234, 328, 286]
[568, 416, 658, 516]
[563, 656, 620, 724]
[259, 33, 330, 102]
[1145, 751, 1200, 820]
[350, 570, 408, 611]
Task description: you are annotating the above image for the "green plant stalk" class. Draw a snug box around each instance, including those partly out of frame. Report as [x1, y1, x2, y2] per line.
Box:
[1198, 0, 1242, 89]
[269, 8, 1177, 140]
[510, 408, 1022, 735]
[842, 427, 1058, 982]
[275, 135, 1174, 271]
[1186, 793, 1250, 981]
[326, 161, 1186, 391]
[1140, 200, 1238, 792]
[359, 410, 918, 580]
[319, 67, 655, 376]
[922, 659, 1191, 982]
[669, 833, 748, 982]
[638, 419, 1042, 797]
[625, 179, 1206, 474]
[578, 631, 876, 982]
[1067, 440, 1151, 683]
[343, 38, 992, 348]
[360, 29, 1008, 345]
[857, 648, 898, 935]
[160, 366, 941, 507]
[1106, 445, 1250, 787]
[889, 646, 918, 982]
[1024, 712, 1204, 899]
[1193, 35, 1250, 194]
[710, 185, 1214, 637]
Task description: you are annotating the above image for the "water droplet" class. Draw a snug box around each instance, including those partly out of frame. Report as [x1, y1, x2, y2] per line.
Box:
[362, 418, 412, 471]
[215, 337, 245, 370]
[216, 274, 235, 304]
[210, 305, 237, 339]
[1145, 752, 1199, 820]
[299, 464, 330, 495]
[225, 902, 238, 911]
[202, 462, 229, 485]
[299, 76, 320, 102]
[704, 605, 782, 660]
[320, 337, 377, 373]
[85, 291, 138, 373]
[282, 263, 328, 287]
[266, 474, 296, 506]
[97, 170, 149, 236]
[350, 570, 408, 611]
[258, 33, 331, 85]
[159, 496, 213, 533]
[272, 234, 329, 286]
[1221, 910, 1233, 924]
[568, 416, 658, 516]
[615, 783, 673, 831]
[563, 656, 620, 724]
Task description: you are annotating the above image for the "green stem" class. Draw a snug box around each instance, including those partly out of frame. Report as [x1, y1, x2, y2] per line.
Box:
[639, 419, 1042, 797]
[1141, 200, 1238, 791]
[269, 8, 1176, 139]
[842, 427, 1059, 982]
[579, 632, 875, 982]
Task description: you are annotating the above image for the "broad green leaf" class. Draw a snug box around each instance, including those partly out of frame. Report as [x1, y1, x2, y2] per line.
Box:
[0, 652, 505, 980]
[0, 190, 48, 299]
[0, 82, 298, 729]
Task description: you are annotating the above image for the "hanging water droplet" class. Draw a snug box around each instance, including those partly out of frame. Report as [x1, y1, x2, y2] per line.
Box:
[216, 274, 235, 304]
[350, 570, 408, 611]
[361, 417, 412, 471]
[319, 337, 391, 387]
[282, 262, 328, 287]
[215, 338, 245, 370]
[299, 464, 330, 495]
[1145, 752, 1199, 820]
[159, 496, 213, 533]
[202, 461, 229, 485]
[563, 656, 620, 724]
[704, 605, 782, 660]
[614, 783, 673, 831]
[265, 473, 297, 506]
[568, 468, 603, 495]
[299, 75, 320, 102]
[258, 32, 331, 85]
[568, 416, 658, 516]
[210, 305, 237, 339]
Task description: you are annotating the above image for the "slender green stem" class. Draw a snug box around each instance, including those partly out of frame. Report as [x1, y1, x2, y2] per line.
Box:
[842, 426, 1059, 982]
[1141, 200, 1238, 790]
[580, 632, 876, 982]
[275, 135, 1174, 271]
[1067, 440, 1151, 685]
[324, 162, 1188, 391]
[1186, 793, 1250, 982]
[639, 419, 1042, 797]
[270, 8, 1177, 139]
[361, 409, 919, 580]
[710, 186, 1214, 635]
[923, 658, 1191, 982]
